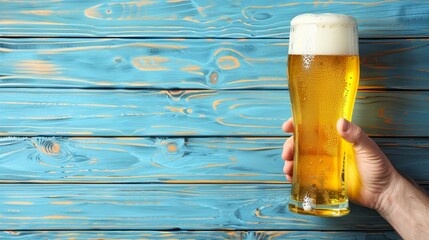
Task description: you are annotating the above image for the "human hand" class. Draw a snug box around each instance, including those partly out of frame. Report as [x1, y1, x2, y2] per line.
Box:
[281, 118, 400, 211]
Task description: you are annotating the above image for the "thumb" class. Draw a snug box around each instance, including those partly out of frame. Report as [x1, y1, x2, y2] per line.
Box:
[336, 118, 370, 201]
[336, 118, 377, 154]
[336, 119, 395, 205]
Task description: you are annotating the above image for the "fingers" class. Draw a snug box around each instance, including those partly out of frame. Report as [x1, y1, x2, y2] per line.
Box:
[282, 117, 294, 133]
[283, 161, 293, 182]
[282, 118, 295, 182]
[282, 136, 294, 181]
[282, 136, 294, 161]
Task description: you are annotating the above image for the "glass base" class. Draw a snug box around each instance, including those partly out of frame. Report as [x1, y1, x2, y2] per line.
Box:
[288, 199, 349, 217]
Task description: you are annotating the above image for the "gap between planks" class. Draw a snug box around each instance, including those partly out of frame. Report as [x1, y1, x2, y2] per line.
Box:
[0, 181, 427, 185]
[0, 36, 428, 40]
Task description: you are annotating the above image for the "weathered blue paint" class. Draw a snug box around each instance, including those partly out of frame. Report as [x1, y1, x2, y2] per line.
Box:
[0, 230, 401, 239]
[0, 137, 427, 183]
[1, 89, 429, 136]
[0, 184, 396, 230]
[0, 0, 427, 38]
[0, 38, 427, 90]
[0, 0, 428, 238]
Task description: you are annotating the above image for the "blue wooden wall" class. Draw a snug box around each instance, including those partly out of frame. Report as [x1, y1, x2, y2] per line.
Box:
[0, 0, 428, 239]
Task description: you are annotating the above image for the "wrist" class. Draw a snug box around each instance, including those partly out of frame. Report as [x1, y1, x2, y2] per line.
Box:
[375, 170, 404, 217]
[375, 170, 429, 239]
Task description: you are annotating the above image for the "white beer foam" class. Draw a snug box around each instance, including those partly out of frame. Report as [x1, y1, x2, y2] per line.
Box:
[289, 13, 358, 55]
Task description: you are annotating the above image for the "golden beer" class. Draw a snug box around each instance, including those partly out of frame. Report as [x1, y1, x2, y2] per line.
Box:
[287, 14, 359, 216]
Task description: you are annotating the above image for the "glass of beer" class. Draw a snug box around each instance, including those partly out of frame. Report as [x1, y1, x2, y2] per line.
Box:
[287, 13, 359, 216]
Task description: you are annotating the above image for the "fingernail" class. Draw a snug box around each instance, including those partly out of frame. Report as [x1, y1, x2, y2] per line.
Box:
[342, 118, 351, 132]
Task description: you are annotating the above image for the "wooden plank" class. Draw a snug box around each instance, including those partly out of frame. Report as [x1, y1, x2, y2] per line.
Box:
[360, 39, 429, 90]
[0, 183, 402, 230]
[0, 137, 427, 183]
[0, 0, 427, 38]
[1, 38, 428, 90]
[0, 230, 401, 239]
[0, 89, 429, 137]
[0, 38, 287, 90]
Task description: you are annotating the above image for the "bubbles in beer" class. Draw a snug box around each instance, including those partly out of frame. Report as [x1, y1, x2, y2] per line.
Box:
[303, 54, 314, 69]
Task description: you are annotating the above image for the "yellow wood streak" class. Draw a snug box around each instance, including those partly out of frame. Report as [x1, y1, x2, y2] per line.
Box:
[4, 201, 33, 205]
[20, 10, 54, 16]
[159, 90, 186, 101]
[217, 56, 241, 70]
[224, 173, 259, 177]
[126, 82, 151, 87]
[0, 75, 115, 86]
[14, 60, 61, 75]
[132, 56, 170, 71]
[270, 42, 289, 46]
[39, 42, 187, 54]
[216, 118, 279, 129]
[151, 161, 166, 168]
[3, 231, 19, 236]
[165, 106, 186, 114]
[51, 201, 73, 205]
[80, 145, 126, 153]
[180, 65, 201, 71]
[212, 48, 252, 65]
[185, 91, 219, 102]
[212, 98, 236, 111]
[0, 20, 64, 25]
[5, 217, 34, 220]
[196, 163, 233, 169]
[227, 77, 286, 85]
[42, 215, 88, 220]
[173, 131, 198, 135]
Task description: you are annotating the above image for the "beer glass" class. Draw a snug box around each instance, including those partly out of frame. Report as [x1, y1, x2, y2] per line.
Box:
[287, 13, 359, 216]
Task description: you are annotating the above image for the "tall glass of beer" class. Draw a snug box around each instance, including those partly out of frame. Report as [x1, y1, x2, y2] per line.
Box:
[287, 13, 359, 216]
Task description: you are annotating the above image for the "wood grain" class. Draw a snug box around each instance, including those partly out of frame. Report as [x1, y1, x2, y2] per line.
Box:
[0, 0, 427, 38]
[1, 38, 428, 90]
[0, 183, 401, 231]
[0, 230, 401, 239]
[1, 1, 427, 238]
[0, 137, 427, 183]
[1, 89, 429, 137]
